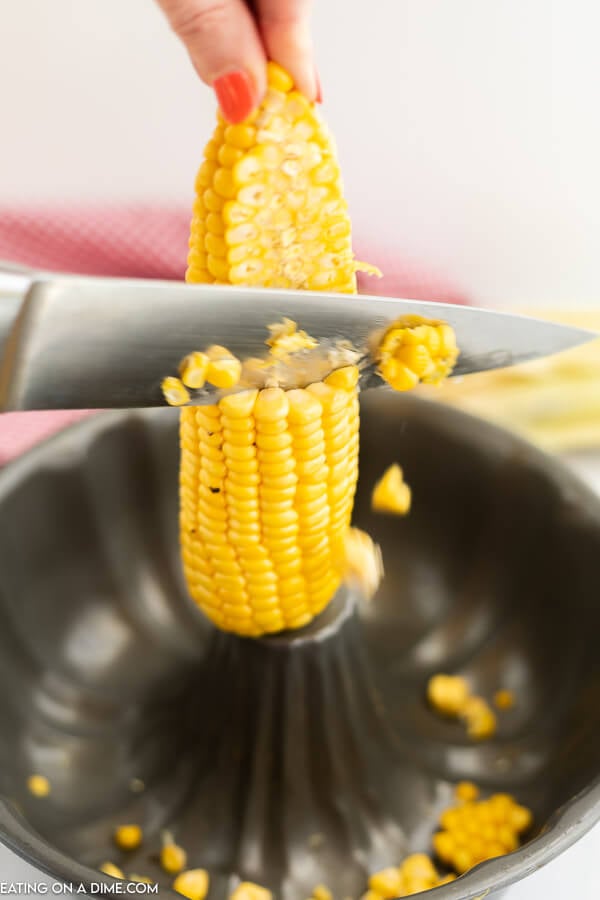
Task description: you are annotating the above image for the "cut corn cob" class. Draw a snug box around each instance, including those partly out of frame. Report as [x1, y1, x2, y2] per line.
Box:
[179, 63, 449, 637]
[180, 64, 373, 636]
[428, 310, 600, 452]
[187, 61, 371, 293]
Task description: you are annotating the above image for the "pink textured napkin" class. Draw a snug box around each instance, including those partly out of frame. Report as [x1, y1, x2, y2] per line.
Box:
[0, 206, 467, 464]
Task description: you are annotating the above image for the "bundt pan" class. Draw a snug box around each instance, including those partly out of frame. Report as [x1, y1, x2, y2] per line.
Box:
[0, 394, 598, 899]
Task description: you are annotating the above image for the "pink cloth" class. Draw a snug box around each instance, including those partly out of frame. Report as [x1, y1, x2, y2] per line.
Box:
[0, 206, 467, 465]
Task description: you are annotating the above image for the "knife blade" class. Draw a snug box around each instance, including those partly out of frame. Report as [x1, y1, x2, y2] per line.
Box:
[0, 273, 594, 410]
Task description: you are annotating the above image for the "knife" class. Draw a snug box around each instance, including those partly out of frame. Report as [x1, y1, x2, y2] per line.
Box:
[0, 266, 594, 410]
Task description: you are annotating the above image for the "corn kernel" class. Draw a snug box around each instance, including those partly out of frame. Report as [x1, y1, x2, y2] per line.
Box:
[311, 886, 332, 900]
[113, 824, 143, 851]
[368, 867, 403, 898]
[460, 696, 497, 740]
[180, 352, 210, 389]
[99, 862, 124, 879]
[494, 689, 515, 710]
[162, 377, 190, 407]
[160, 841, 188, 875]
[400, 853, 438, 882]
[230, 883, 272, 900]
[371, 464, 411, 516]
[27, 774, 51, 797]
[455, 781, 480, 803]
[427, 674, 470, 716]
[172, 869, 210, 900]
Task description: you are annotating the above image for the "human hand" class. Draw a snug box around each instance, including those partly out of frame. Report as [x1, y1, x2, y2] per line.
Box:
[155, 0, 318, 123]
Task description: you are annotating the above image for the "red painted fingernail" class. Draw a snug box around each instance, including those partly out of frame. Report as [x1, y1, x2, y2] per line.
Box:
[315, 71, 323, 104]
[213, 70, 255, 124]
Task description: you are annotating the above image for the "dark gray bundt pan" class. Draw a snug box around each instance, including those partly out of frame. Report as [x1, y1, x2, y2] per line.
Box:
[0, 394, 598, 899]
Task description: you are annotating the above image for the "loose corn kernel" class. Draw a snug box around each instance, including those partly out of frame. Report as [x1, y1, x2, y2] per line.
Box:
[368, 867, 403, 898]
[341, 527, 384, 600]
[267, 318, 318, 356]
[113, 824, 143, 851]
[160, 840, 188, 875]
[27, 774, 51, 797]
[180, 352, 210, 389]
[371, 464, 411, 516]
[400, 854, 438, 882]
[427, 674, 470, 717]
[494, 688, 516, 710]
[455, 781, 480, 803]
[509, 804, 533, 833]
[129, 875, 153, 885]
[172, 869, 210, 900]
[311, 885, 332, 900]
[99, 862, 124, 879]
[460, 696, 497, 740]
[205, 345, 242, 389]
[162, 377, 190, 407]
[230, 883, 272, 900]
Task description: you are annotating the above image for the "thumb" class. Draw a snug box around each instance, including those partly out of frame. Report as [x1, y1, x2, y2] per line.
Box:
[156, 0, 267, 122]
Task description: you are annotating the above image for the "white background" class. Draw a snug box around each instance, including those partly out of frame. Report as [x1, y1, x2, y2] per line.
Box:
[1, 0, 600, 308]
[0, 1, 598, 894]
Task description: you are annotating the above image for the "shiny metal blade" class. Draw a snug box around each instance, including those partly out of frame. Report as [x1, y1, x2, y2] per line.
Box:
[0, 274, 594, 410]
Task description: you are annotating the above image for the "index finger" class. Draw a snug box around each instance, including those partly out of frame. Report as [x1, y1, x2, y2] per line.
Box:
[255, 0, 317, 101]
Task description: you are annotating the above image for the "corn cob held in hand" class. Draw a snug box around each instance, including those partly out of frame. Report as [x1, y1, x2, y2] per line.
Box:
[178, 63, 454, 637]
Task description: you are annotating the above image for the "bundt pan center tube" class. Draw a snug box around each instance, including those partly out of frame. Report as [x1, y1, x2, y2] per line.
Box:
[0, 394, 598, 899]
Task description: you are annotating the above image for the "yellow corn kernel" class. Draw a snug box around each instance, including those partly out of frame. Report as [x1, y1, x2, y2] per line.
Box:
[204, 345, 242, 389]
[427, 674, 470, 717]
[371, 464, 411, 516]
[324, 365, 360, 390]
[99, 862, 124, 879]
[494, 688, 516, 710]
[360, 892, 384, 900]
[453, 848, 473, 874]
[509, 804, 533, 833]
[129, 875, 154, 885]
[341, 528, 383, 600]
[172, 869, 210, 900]
[433, 831, 455, 864]
[113, 824, 143, 851]
[400, 854, 438, 882]
[160, 840, 188, 875]
[311, 886, 332, 900]
[162, 377, 190, 407]
[436, 874, 457, 886]
[267, 61, 294, 92]
[460, 696, 497, 740]
[368, 867, 404, 898]
[230, 883, 272, 900]
[180, 352, 209, 389]
[27, 774, 51, 797]
[455, 781, 480, 803]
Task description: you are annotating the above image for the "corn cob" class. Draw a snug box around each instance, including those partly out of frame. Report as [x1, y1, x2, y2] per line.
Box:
[186, 61, 370, 293]
[179, 63, 453, 637]
[429, 310, 600, 452]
